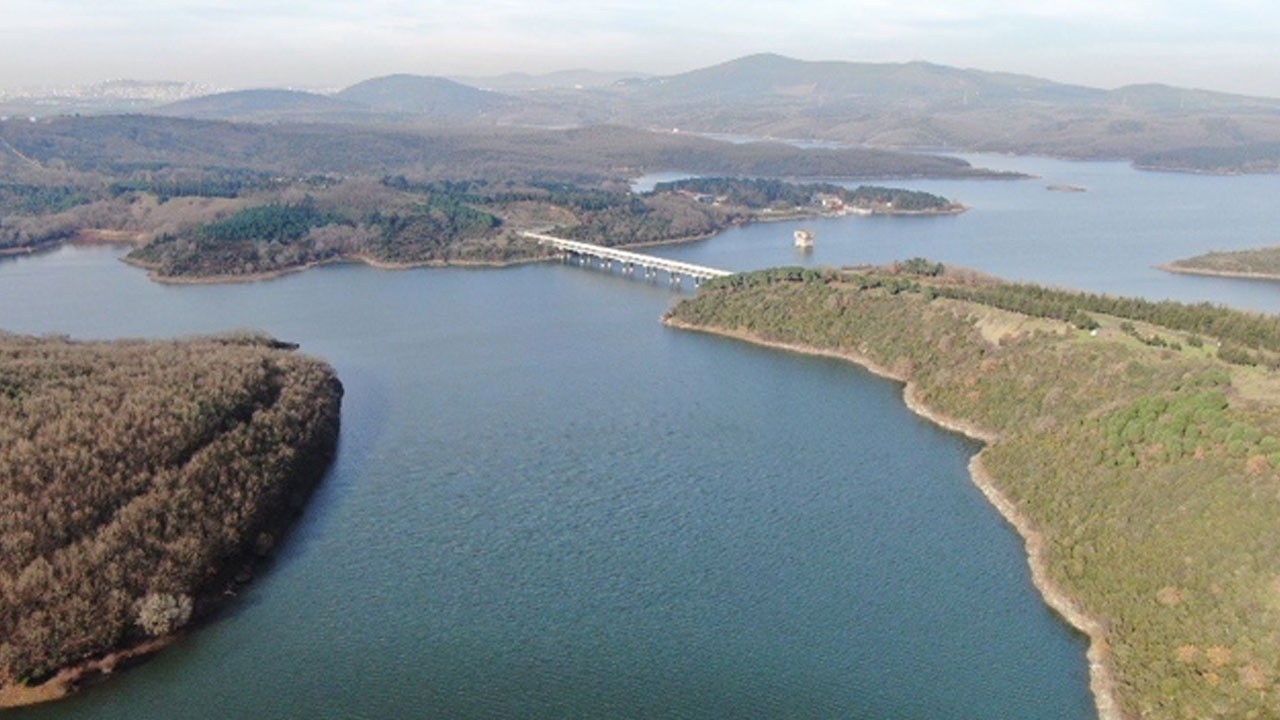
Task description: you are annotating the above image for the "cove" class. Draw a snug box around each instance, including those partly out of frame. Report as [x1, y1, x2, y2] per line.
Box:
[0, 248, 1089, 719]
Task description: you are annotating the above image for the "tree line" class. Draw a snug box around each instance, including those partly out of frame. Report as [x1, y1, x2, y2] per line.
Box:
[653, 177, 957, 212]
[0, 332, 341, 690]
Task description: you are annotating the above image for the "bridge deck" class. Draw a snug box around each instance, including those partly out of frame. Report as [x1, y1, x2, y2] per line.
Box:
[520, 231, 733, 281]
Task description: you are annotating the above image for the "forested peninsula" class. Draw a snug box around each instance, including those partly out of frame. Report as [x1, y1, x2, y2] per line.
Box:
[2, 169, 961, 283]
[0, 332, 342, 706]
[1160, 246, 1280, 282]
[665, 265, 1280, 719]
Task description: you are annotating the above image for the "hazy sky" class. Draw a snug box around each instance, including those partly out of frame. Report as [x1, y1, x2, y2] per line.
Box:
[2, 0, 1278, 96]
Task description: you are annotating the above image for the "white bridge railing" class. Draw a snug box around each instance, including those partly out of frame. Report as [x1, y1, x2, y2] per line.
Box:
[520, 231, 733, 284]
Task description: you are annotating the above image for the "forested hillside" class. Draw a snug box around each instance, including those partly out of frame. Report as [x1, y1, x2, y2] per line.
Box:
[0, 116, 1003, 184]
[0, 332, 342, 705]
[653, 177, 962, 213]
[0, 172, 957, 281]
[667, 266, 1280, 718]
[0, 114, 996, 272]
[119, 177, 736, 279]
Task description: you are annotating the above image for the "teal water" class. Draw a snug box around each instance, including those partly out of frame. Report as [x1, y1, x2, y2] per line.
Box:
[3, 157, 1275, 719]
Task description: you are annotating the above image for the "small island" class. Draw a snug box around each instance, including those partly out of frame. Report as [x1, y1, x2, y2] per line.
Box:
[1160, 245, 1280, 281]
[666, 263, 1280, 719]
[0, 332, 342, 706]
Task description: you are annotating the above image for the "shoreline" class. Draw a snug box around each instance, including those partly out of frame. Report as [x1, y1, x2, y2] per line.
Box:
[120, 251, 556, 285]
[1156, 262, 1280, 282]
[60, 200, 958, 286]
[114, 227, 729, 285]
[0, 636, 177, 708]
[662, 316, 1124, 720]
[1132, 164, 1253, 177]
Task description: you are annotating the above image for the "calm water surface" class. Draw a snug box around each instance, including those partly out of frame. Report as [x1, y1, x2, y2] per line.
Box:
[646, 154, 1280, 312]
[4, 157, 1275, 719]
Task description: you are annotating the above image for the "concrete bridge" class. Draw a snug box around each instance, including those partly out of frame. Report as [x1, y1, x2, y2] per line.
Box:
[520, 231, 733, 286]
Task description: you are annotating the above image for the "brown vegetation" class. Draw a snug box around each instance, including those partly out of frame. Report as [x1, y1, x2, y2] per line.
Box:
[0, 331, 342, 704]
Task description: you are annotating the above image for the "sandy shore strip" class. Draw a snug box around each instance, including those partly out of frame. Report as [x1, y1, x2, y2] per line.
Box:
[0, 636, 177, 708]
[662, 317, 1124, 720]
[1156, 263, 1280, 282]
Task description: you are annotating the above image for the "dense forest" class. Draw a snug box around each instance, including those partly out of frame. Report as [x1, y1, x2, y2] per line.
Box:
[0, 172, 951, 281]
[0, 332, 342, 704]
[128, 201, 357, 277]
[120, 177, 740, 279]
[120, 177, 967, 280]
[0, 115, 972, 278]
[667, 266, 1280, 719]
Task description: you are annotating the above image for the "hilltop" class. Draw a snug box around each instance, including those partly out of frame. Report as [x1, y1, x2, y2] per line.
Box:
[335, 74, 515, 117]
[10, 54, 1280, 172]
[588, 54, 1280, 166]
[154, 89, 368, 122]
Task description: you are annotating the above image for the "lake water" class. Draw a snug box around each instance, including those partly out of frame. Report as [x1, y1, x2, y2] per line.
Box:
[3, 156, 1277, 719]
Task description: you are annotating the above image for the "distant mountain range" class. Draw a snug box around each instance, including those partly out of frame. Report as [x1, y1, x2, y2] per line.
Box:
[585, 54, 1280, 169]
[612, 53, 1280, 113]
[155, 89, 367, 121]
[5, 54, 1280, 172]
[450, 69, 649, 92]
[147, 77, 515, 122]
[0, 115, 1008, 184]
[336, 75, 513, 116]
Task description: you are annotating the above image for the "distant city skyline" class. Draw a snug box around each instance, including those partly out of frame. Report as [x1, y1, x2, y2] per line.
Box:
[2, 0, 1278, 97]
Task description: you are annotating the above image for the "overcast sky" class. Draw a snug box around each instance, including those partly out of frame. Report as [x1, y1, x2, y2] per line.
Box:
[1, 0, 1278, 96]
